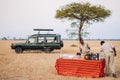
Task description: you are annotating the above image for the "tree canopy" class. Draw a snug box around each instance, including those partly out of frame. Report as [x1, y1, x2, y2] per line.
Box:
[55, 2, 111, 41]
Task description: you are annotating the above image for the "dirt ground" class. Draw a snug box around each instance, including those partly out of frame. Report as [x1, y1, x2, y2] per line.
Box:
[0, 40, 120, 80]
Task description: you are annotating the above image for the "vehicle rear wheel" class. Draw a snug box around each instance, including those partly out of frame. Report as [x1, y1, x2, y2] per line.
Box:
[15, 47, 23, 53]
[44, 47, 52, 53]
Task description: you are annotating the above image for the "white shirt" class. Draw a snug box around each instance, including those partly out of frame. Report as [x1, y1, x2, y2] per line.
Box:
[99, 42, 114, 55]
[80, 43, 90, 54]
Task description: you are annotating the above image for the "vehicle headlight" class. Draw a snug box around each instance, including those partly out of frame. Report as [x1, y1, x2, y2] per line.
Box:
[11, 43, 15, 46]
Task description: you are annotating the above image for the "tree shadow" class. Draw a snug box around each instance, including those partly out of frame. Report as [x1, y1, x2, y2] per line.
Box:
[22, 50, 61, 54]
[23, 50, 43, 54]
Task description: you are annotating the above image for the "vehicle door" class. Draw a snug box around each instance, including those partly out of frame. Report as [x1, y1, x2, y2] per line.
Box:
[24, 37, 37, 50]
[35, 36, 45, 49]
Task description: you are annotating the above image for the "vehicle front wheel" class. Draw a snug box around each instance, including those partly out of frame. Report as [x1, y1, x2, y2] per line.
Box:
[15, 47, 23, 53]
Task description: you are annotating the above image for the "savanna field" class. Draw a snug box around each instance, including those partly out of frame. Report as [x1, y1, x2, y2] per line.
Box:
[0, 40, 120, 80]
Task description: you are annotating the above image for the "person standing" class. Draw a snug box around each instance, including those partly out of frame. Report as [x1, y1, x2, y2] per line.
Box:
[99, 41, 117, 77]
[79, 38, 90, 54]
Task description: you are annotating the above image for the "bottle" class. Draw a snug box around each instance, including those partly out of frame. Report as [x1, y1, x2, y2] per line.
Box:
[93, 54, 96, 60]
[90, 53, 93, 60]
[96, 53, 99, 60]
[88, 53, 90, 60]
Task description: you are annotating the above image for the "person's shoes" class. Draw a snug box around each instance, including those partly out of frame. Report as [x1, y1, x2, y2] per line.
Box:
[105, 74, 109, 77]
[112, 73, 117, 78]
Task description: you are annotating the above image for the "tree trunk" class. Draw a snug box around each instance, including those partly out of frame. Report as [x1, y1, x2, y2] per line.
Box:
[79, 20, 84, 41]
[78, 20, 84, 52]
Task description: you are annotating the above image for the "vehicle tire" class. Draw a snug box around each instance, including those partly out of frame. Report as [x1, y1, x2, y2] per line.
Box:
[60, 41, 63, 47]
[15, 47, 23, 53]
[44, 47, 52, 53]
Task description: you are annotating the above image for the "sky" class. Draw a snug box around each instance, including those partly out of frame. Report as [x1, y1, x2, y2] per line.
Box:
[0, 0, 120, 39]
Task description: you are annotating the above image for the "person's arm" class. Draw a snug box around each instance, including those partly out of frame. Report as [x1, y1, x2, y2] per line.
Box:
[110, 43, 116, 56]
[79, 47, 82, 53]
[87, 44, 90, 50]
[113, 48, 117, 56]
[79, 45, 82, 53]
[97, 47, 103, 53]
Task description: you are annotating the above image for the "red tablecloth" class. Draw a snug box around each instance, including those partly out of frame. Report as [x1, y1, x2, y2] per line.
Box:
[55, 58, 105, 78]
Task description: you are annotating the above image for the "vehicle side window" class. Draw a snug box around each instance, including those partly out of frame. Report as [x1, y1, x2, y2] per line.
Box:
[28, 38, 36, 43]
[46, 37, 57, 43]
[38, 37, 46, 43]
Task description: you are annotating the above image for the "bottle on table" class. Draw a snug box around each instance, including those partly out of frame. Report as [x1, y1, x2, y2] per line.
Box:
[96, 53, 99, 60]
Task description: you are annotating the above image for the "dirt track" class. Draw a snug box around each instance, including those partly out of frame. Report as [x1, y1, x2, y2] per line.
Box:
[0, 40, 120, 80]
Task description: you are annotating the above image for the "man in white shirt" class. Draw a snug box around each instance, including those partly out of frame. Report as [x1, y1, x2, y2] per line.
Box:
[79, 38, 90, 54]
[99, 41, 117, 77]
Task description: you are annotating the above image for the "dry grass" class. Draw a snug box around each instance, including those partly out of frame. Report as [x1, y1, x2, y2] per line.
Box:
[0, 40, 120, 80]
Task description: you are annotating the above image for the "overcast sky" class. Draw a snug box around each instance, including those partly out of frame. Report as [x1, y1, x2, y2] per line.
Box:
[0, 0, 120, 39]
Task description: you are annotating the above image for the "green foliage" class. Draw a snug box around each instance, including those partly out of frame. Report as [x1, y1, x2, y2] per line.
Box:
[55, 2, 111, 23]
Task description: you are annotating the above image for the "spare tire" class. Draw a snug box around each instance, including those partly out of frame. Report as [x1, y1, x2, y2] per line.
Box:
[60, 40, 63, 47]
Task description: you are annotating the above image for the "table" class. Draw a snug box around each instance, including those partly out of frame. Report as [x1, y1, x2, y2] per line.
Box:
[55, 58, 105, 78]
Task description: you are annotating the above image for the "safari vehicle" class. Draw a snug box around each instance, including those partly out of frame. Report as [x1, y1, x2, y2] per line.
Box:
[11, 29, 63, 53]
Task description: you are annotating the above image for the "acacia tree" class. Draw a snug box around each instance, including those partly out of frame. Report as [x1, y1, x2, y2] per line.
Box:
[66, 23, 89, 40]
[55, 2, 111, 42]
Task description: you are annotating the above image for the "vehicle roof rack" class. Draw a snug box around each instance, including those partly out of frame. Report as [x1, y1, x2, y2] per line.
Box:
[33, 29, 54, 34]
